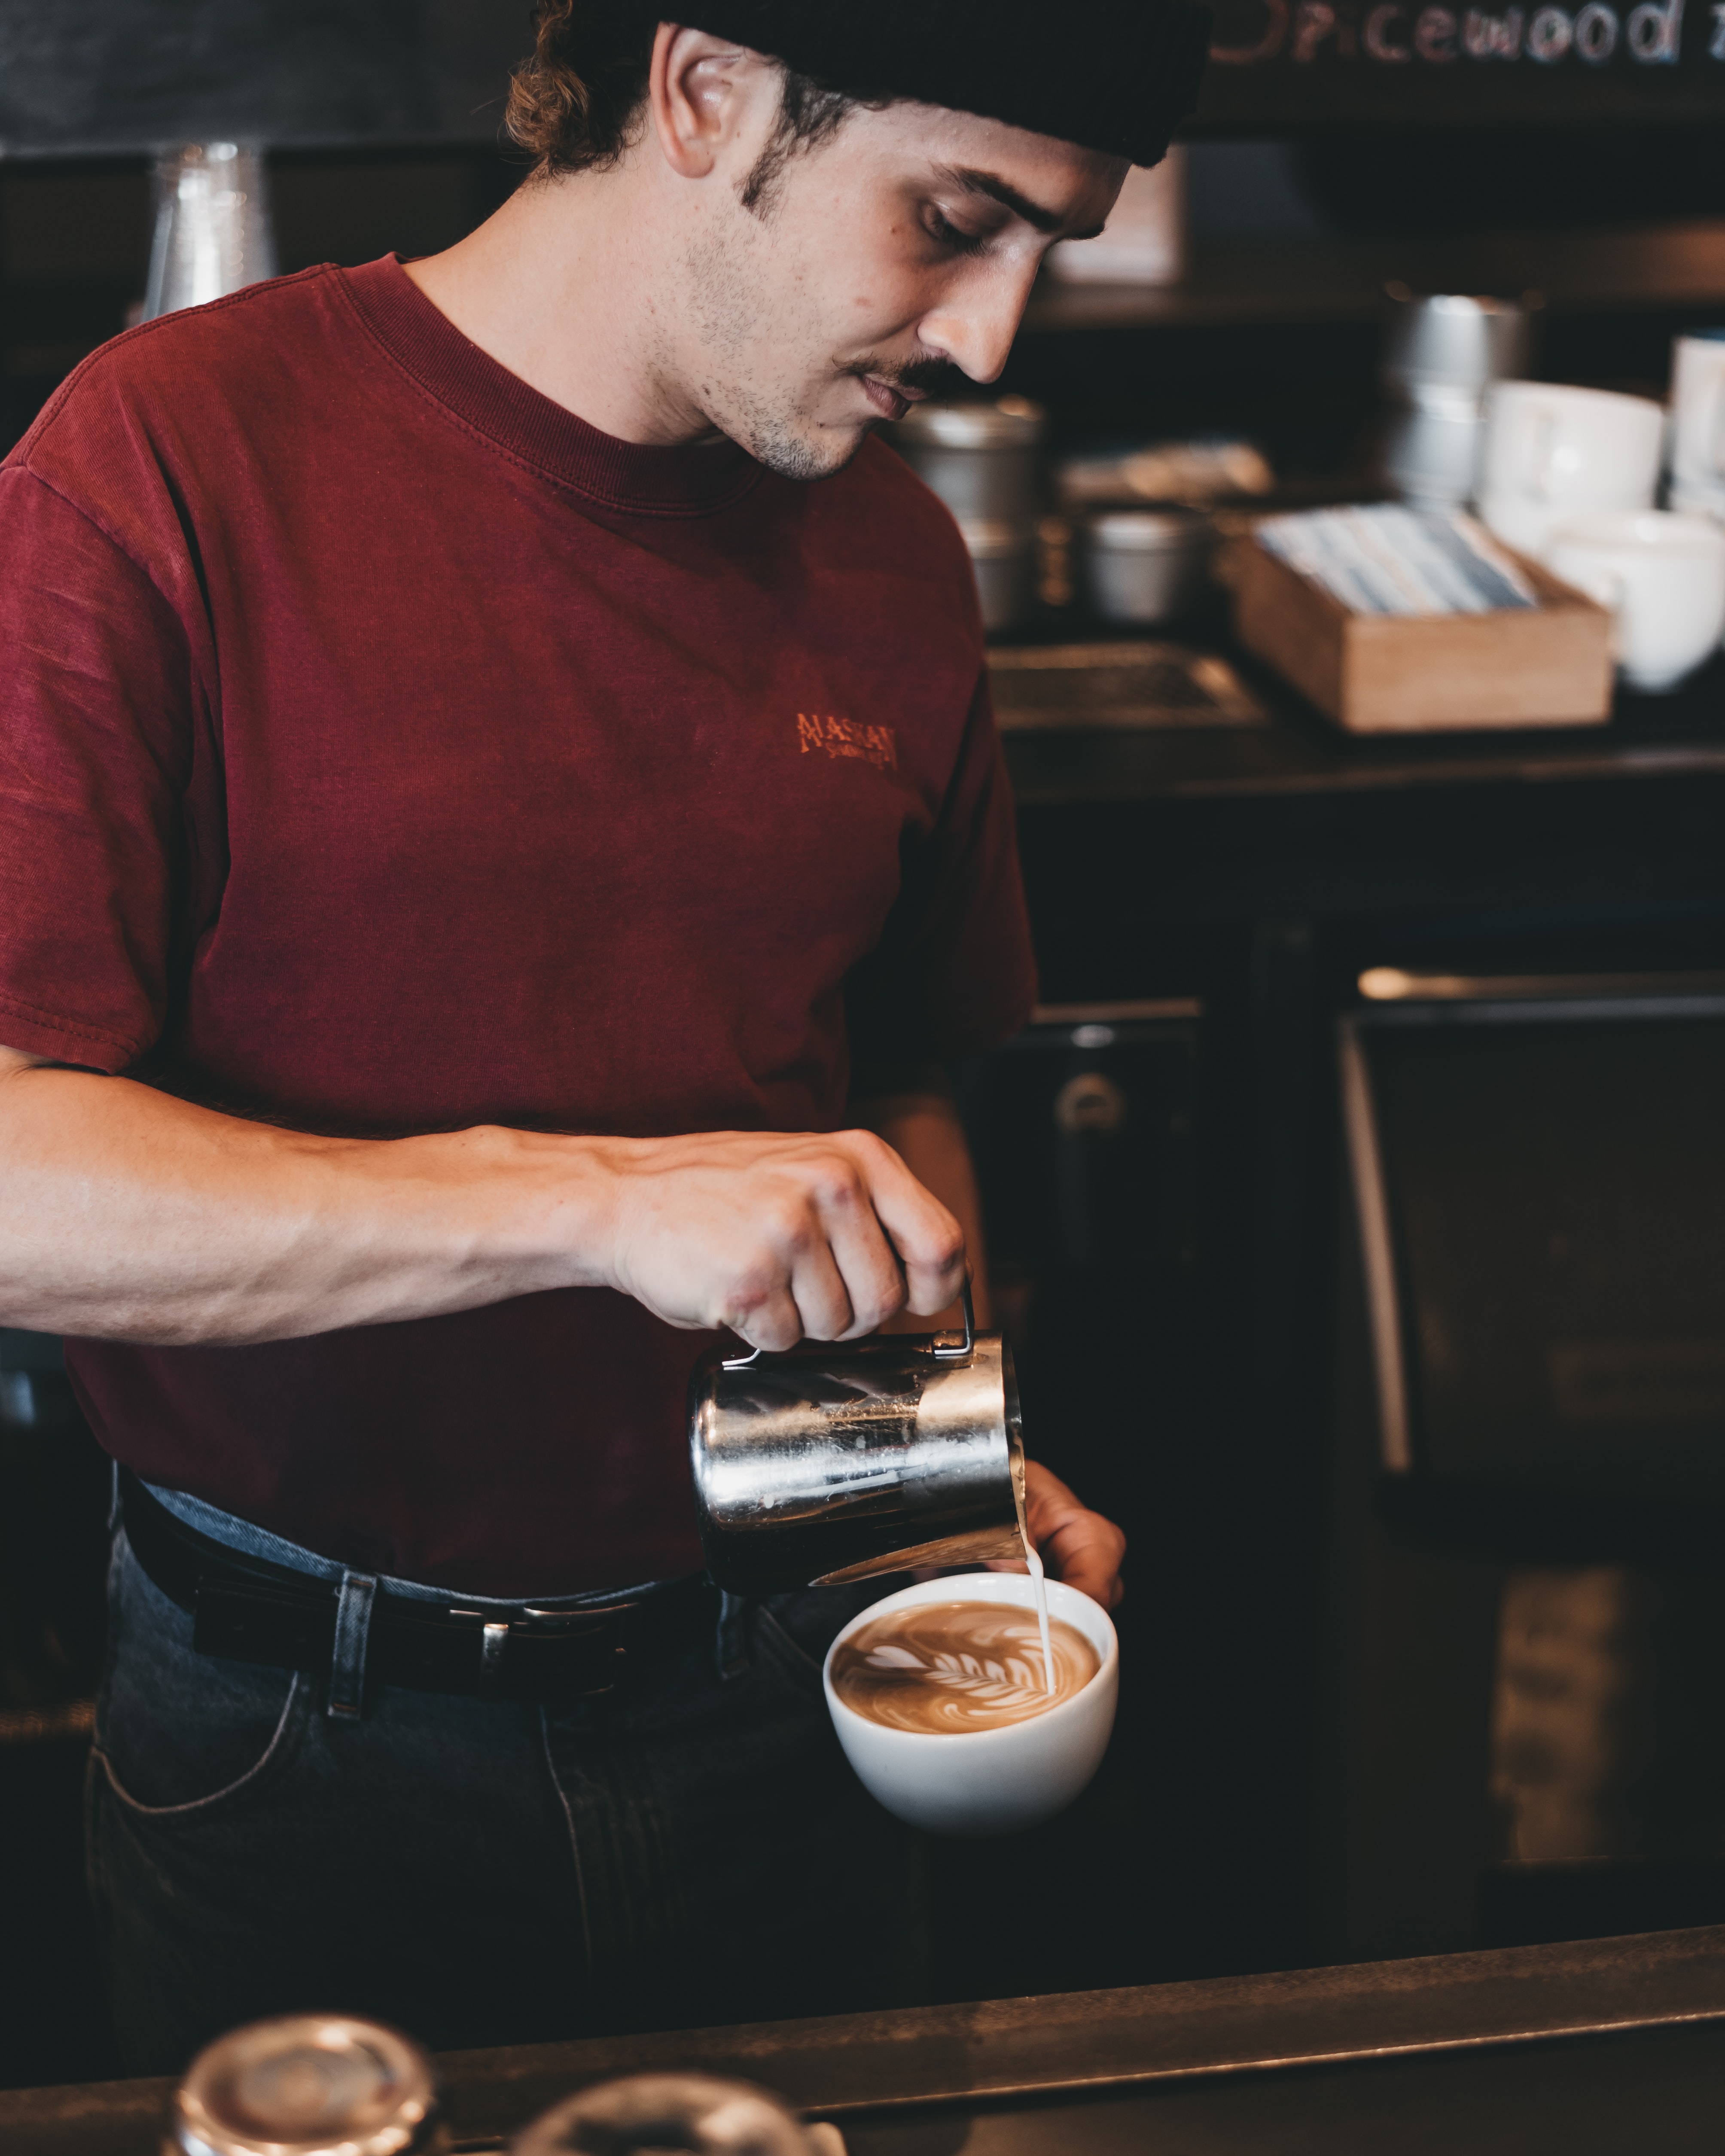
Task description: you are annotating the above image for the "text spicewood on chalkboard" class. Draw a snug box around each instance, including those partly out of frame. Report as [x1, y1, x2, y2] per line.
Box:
[1200, 0, 1725, 122]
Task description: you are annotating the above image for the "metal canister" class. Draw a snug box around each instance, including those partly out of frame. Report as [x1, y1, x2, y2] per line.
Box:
[1081, 507, 1215, 624]
[959, 517, 1037, 633]
[143, 143, 278, 322]
[512, 2073, 843, 2156]
[687, 1282, 1027, 1597]
[889, 396, 1046, 526]
[1379, 289, 1536, 507]
[167, 2016, 442, 2156]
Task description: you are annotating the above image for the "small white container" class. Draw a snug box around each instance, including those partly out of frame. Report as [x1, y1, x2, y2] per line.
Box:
[1082, 508, 1215, 624]
[1669, 329, 1725, 502]
[823, 1572, 1119, 1837]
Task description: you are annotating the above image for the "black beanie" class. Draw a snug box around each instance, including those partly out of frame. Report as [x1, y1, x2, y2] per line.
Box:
[661, 4, 1212, 169]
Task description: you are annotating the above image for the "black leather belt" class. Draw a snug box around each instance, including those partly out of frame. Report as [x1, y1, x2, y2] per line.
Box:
[119, 1470, 719, 1703]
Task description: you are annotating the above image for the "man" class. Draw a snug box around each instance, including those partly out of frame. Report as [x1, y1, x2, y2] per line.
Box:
[0, 2, 1207, 2070]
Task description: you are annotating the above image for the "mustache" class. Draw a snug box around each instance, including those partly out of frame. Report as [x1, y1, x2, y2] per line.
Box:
[853, 353, 967, 399]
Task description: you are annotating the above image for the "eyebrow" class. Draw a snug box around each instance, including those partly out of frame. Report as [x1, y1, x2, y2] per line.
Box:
[935, 164, 1105, 241]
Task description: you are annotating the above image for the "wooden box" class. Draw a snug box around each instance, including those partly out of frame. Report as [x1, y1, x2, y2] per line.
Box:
[1227, 532, 1614, 734]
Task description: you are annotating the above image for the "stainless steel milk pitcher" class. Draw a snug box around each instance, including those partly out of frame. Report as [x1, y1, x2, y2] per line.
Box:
[687, 1281, 1027, 1596]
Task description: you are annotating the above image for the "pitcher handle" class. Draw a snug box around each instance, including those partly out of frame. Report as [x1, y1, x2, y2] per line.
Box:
[720, 1271, 976, 1370]
[932, 1273, 977, 1361]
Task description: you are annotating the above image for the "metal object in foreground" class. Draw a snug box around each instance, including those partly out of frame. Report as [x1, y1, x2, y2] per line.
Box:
[169, 2016, 441, 2156]
[688, 1281, 1027, 1596]
[512, 2073, 842, 2156]
[960, 517, 1036, 632]
[1081, 508, 1216, 624]
[890, 396, 1046, 527]
[144, 143, 278, 321]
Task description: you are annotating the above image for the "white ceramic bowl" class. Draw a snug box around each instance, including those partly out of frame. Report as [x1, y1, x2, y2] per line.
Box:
[1543, 509, 1725, 693]
[822, 1572, 1119, 1837]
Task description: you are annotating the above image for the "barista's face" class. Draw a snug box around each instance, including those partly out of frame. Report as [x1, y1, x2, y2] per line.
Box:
[650, 36, 1126, 479]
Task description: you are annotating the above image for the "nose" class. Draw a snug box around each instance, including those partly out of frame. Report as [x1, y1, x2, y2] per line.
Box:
[917, 261, 1041, 387]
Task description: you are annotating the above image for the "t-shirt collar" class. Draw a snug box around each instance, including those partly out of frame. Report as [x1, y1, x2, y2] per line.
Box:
[341, 254, 762, 516]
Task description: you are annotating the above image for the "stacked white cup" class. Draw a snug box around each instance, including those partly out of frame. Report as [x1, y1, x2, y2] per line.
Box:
[1381, 292, 1533, 508]
[1668, 329, 1725, 527]
[1478, 377, 1725, 694]
[1476, 381, 1665, 558]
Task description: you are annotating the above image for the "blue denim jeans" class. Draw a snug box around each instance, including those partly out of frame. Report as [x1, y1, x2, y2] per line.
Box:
[87, 1515, 907, 2076]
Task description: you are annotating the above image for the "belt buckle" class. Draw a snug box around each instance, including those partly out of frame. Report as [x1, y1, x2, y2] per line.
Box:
[449, 1604, 627, 1699]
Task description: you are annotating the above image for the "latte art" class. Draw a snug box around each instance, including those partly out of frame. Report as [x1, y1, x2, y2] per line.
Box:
[831, 1601, 1100, 1734]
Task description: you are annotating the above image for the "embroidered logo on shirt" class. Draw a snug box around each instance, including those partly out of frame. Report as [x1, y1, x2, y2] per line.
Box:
[797, 712, 897, 770]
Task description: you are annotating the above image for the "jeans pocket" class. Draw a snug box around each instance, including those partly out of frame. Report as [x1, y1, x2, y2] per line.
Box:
[748, 1584, 882, 1700]
[93, 1534, 312, 1817]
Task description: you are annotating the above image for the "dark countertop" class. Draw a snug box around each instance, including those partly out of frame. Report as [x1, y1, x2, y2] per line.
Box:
[6, 1926, 1724, 2155]
[998, 643, 1725, 941]
[1001, 649, 1725, 809]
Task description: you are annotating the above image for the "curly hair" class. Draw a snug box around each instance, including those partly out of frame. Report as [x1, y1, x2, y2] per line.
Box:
[505, 0, 859, 205]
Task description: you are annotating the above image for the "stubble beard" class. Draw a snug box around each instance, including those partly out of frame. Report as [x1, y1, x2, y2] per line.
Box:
[692, 351, 968, 483]
[717, 379, 863, 482]
[678, 213, 963, 483]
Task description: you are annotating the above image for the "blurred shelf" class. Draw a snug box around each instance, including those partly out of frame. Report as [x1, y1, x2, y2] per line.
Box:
[1024, 219, 1725, 332]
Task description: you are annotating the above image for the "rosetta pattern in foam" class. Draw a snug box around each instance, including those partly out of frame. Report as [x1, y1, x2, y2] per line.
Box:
[831, 1602, 1099, 1734]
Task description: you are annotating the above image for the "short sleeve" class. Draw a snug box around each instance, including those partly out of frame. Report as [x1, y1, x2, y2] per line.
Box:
[844, 670, 1036, 1069]
[0, 465, 193, 1070]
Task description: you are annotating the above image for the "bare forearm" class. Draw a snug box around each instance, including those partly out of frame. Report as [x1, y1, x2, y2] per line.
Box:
[0, 1058, 615, 1345]
[0, 1048, 966, 1350]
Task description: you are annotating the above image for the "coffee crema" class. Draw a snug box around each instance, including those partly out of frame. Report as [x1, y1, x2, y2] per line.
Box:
[830, 1601, 1100, 1734]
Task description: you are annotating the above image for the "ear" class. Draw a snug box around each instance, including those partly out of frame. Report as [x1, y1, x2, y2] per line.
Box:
[648, 23, 758, 180]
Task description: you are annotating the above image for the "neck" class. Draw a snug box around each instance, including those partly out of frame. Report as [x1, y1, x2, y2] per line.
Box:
[404, 168, 716, 449]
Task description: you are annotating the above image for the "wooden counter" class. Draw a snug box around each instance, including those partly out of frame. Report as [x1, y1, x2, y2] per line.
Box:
[6, 1925, 1723, 2154]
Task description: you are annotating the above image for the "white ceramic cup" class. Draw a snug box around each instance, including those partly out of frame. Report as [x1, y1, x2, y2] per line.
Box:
[1543, 510, 1725, 694]
[822, 1572, 1119, 1837]
[1670, 330, 1725, 500]
[1667, 483, 1725, 650]
[1477, 381, 1664, 557]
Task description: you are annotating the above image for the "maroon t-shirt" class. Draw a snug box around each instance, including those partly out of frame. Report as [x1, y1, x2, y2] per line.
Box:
[0, 256, 1035, 1595]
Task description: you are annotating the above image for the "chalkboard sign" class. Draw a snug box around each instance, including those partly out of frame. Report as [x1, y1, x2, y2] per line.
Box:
[3, 0, 1723, 154]
[1199, 0, 1725, 124]
[0, 0, 531, 156]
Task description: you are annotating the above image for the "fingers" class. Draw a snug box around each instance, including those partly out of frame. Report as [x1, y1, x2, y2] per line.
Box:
[801, 1142, 908, 1338]
[841, 1130, 966, 1317]
[1042, 1517, 1127, 1611]
[600, 1127, 965, 1347]
[1023, 1458, 1127, 1611]
[720, 1281, 805, 1353]
[717, 1148, 892, 1347]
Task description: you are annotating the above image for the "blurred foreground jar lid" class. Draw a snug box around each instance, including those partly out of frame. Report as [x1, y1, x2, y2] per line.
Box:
[511, 2072, 842, 2156]
[1085, 507, 1214, 552]
[893, 396, 1046, 450]
[170, 2016, 440, 2156]
[1057, 439, 1274, 510]
[958, 517, 1035, 560]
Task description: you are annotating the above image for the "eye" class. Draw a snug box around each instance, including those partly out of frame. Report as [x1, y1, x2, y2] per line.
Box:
[924, 205, 990, 258]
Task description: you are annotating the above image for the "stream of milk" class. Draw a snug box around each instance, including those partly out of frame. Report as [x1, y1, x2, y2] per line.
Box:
[1024, 1543, 1056, 1696]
